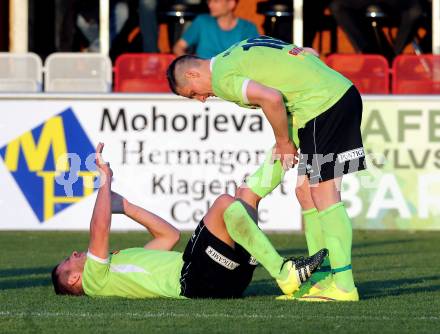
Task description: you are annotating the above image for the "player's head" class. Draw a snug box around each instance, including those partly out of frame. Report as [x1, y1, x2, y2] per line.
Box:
[167, 55, 214, 102]
[207, 0, 238, 18]
[51, 251, 86, 296]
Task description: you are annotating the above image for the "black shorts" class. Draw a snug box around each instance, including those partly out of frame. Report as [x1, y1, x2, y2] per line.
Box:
[179, 220, 258, 299]
[297, 85, 366, 184]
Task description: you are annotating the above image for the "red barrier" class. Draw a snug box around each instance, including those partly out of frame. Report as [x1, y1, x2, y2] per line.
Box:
[392, 55, 440, 94]
[114, 53, 175, 93]
[326, 54, 390, 94]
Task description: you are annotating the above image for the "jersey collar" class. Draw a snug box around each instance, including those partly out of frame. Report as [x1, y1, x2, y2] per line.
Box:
[210, 57, 216, 72]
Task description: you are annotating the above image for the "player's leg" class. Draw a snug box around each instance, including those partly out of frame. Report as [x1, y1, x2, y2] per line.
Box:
[293, 175, 332, 297]
[222, 149, 285, 282]
[179, 195, 249, 299]
[301, 176, 358, 302]
[201, 158, 287, 246]
[309, 176, 342, 211]
[202, 194, 236, 248]
[296, 176, 328, 262]
[223, 187, 327, 296]
[203, 157, 287, 283]
[290, 115, 330, 282]
[295, 175, 315, 211]
[182, 187, 277, 299]
[224, 186, 287, 279]
[221, 151, 327, 295]
[297, 85, 364, 302]
[309, 177, 355, 292]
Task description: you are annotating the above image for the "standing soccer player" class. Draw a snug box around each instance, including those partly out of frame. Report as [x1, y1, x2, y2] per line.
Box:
[166, 36, 366, 302]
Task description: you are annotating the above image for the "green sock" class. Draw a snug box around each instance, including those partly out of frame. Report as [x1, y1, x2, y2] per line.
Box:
[223, 200, 286, 280]
[304, 208, 326, 256]
[246, 148, 284, 198]
[295, 208, 331, 298]
[303, 208, 331, 279]
[319, 202, 355, 292]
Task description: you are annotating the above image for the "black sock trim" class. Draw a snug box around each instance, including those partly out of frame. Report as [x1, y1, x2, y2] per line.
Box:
[236, 199, 258, 225]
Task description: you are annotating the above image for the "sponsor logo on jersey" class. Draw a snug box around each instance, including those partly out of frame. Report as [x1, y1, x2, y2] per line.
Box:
[288, 47, 304, 56]
[205, 246, 240, 270]
[0, 108, 96, 223]
[337, 148, 365, 163]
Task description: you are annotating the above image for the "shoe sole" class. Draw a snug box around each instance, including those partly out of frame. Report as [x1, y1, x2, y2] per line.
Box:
[298, 293, 360, 302]
[298, 296, 359, 302]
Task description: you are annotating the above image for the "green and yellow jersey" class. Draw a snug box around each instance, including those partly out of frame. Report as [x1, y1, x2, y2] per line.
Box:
[211, 36, 353, 129]
[82, 248, 185, 299]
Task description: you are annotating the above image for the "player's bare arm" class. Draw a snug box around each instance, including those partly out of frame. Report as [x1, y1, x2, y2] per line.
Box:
[112, 190, 180, 250]
[246, 80, 298, 170]
[112, 192, 180, 250]
[124, 201, 181, 251]
[88, 142, 113, 260]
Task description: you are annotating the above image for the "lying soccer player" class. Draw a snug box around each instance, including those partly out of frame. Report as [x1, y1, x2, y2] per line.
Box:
[51, 143, 327, 299]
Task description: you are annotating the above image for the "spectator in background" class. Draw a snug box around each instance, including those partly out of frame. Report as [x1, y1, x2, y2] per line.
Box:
[329, 0, 425, 57]
[59, 0, 130, 52]
[138, 0, 159, 52]
[389, 0, 425, 55]
[111, 1, 130, 43]
[303, 0, 331, 48]
[173, 0, 258, 58]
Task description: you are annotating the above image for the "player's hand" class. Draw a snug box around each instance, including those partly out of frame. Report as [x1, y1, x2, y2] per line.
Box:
[95, 142, 113, 180]
[274, 139, 298, 170]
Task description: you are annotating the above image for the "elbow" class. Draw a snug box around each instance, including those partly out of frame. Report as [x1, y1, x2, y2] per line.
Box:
[156, 230, 180, 251]
[255, 90, 283, 109]
[175, 230, 181, 244]
[265, 90, 284, 107]
[170, 230, 181, 248]
[273, 91, 284, 104]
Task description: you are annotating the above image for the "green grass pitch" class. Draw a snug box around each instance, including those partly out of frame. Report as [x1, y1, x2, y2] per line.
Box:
[1, 230, 439, 333]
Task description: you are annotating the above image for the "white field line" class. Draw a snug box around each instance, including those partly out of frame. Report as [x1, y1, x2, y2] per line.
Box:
[0, 311, 439, 321]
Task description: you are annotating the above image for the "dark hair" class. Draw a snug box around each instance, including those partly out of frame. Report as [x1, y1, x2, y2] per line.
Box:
[166, 55, 202, 95]
[51, 264, 66, 295]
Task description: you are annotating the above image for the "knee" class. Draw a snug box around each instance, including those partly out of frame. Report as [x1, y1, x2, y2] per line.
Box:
[235, 186, 260, 208]
[309, 188, 323, 207]
[309, 187, 337, 211]
[235, 186, 246, 198]
[295, 184, 313, 209]
[214, 194, 235, 212]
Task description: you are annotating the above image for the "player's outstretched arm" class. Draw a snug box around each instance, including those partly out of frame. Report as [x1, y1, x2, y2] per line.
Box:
[124, 202, 180, 251]
[246, 80, 298, 170]
[88, 143, 113, 260]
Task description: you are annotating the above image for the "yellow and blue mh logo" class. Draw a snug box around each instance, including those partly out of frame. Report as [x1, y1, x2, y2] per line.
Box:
[0, 108, 97, 223]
